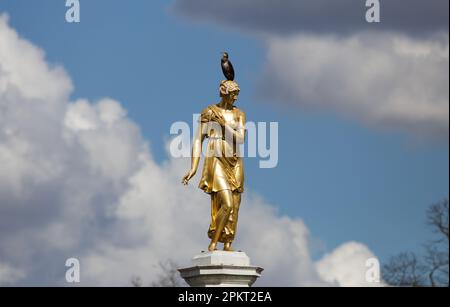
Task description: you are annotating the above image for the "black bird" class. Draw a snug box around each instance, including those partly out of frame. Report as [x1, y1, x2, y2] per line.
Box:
[221, 52, 235, 81]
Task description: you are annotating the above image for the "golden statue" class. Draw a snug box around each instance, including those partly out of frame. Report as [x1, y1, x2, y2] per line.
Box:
[182, 78, 245, 252]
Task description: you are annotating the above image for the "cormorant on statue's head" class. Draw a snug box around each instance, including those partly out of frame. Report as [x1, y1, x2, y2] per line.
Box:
[221, 52, 235, 81]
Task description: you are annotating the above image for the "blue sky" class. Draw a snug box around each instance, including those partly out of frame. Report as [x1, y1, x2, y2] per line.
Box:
[0, 0, 448, 284]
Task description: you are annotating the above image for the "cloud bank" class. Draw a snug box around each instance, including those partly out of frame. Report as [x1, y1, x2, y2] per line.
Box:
[173, 0, 449, 36]
[0, 14, 380, 286]
[173, 0, 449, 142]
[260, 32, 449, 140]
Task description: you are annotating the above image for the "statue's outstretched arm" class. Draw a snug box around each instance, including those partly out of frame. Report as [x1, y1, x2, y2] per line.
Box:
[182, 122, 206, 185]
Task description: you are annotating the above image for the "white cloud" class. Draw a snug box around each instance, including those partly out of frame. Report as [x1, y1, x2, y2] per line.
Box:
[0, 14, 72, 105]
[0, 14, 379, 286]
[259, 32, 449, 141]
[316, 241, 385, 287]
[0, 262, 25, 285]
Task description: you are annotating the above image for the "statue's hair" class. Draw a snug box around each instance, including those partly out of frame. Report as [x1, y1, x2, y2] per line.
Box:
[219, 80, 240, 97]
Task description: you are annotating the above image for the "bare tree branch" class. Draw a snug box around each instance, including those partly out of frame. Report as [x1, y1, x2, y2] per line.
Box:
[151, 259, 185, 287]
[424, 244, 449, 287]
[383, 199, 449, 287]
[427, 199, 449, 241]
[130, 260, 186, 287]
[382, 252, 427, 287]
[131, 275, 143, 287]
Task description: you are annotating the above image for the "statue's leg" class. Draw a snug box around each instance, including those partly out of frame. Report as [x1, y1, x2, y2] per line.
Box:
[208, 193, 219, 240]
[223, 192, 241, 251]
[208, 189, 233, 251]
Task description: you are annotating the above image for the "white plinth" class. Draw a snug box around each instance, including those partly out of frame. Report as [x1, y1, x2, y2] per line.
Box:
[178, 251, 263, 287]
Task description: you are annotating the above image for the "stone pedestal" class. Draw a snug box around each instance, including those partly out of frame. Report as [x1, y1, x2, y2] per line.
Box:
[178, 251, 263, 287]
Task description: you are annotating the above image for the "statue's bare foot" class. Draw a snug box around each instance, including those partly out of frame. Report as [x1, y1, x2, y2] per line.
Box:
[208, 242, 217, 252]
[223, 242, 234, 251]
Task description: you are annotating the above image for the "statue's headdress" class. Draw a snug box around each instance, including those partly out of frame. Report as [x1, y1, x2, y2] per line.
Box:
[219, 80, 240, 97]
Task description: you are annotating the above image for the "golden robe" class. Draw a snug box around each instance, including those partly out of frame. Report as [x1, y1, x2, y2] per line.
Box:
[198, 104, 244, 243]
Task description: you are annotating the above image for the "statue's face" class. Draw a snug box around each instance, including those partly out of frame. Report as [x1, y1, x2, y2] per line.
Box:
[228, 90, 239, 103]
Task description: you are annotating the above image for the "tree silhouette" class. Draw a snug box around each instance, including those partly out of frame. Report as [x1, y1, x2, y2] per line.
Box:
[382, 199, 449, 287]
[130, 259, 186, 287]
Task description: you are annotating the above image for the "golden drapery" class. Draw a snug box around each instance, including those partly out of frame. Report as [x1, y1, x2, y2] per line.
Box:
[198, 104, 244, 243]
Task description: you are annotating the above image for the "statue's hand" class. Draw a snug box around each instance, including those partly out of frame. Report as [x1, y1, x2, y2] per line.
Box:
[182, 170, 196, 185]
[211, 113, 226, 127]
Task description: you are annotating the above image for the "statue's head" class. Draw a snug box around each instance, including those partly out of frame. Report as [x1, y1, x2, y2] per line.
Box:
[219, 80, 240, 103]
